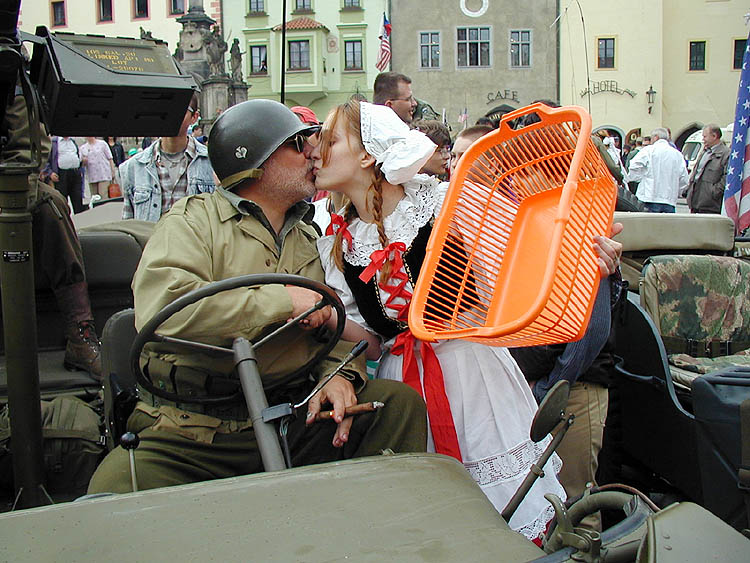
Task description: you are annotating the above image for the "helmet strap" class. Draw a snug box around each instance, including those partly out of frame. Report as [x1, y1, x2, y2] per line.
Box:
[220, 168, 264, 189]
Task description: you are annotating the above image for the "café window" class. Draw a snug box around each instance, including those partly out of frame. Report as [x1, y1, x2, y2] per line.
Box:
[510, 29, 531, 68]
[295, 0, 311, 11]
[250, 45, 267, 74]
[134, 0, 148, 18]
[597, 37, 615, 69]
[344, 40, 363, 70]
[51, 1, 66, 26]
[289, 40, 310, 70]
[689, 41, 706, 71]
[343, 0, 360, 6]
[98, 0, 113, 21]
[457, 26, 490, 68]
[249, 0, 264, 12]
[420, 31, 440, 68]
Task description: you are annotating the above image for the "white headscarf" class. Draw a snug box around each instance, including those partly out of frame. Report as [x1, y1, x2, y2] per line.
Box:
[359, 102, 437, 184]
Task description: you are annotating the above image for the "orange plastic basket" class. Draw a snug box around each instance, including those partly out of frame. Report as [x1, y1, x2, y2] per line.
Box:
[409, 103, 616, 347]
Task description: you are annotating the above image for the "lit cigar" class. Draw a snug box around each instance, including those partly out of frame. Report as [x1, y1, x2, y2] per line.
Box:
[314, 401, 385, 422]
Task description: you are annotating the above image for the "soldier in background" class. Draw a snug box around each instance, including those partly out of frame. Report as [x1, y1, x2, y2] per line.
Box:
[3, 87, 102, 379]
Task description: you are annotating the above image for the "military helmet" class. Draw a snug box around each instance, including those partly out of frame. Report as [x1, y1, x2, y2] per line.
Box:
[208, 99, 319, 190]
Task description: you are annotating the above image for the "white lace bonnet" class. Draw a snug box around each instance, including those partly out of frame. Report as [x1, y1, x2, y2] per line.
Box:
[359, 101, 437, 185]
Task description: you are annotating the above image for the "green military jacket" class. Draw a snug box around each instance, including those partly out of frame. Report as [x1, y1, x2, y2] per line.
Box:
[132, 190, 365, 419]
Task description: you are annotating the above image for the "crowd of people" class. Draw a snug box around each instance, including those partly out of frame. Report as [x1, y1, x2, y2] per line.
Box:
[16, 70, 651, 543]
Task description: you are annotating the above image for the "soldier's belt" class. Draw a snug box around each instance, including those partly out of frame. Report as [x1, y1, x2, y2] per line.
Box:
[662, 336, 750, 358]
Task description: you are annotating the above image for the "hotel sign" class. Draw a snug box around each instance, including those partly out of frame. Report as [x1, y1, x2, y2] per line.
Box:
[580, 80, 636, 98]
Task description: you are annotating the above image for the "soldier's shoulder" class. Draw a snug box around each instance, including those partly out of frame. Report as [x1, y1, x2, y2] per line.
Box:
[167, 191, 219, 217]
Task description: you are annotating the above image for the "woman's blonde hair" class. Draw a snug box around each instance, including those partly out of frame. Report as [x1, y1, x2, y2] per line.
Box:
[319, 99, 392, 281]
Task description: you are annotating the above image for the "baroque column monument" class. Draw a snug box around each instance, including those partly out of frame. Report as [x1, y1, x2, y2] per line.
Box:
[174, 0, 248, 130]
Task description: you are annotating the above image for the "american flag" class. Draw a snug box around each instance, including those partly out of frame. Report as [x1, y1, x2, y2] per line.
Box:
[723, 31, 750, 235]
[375, 13, 391, 71]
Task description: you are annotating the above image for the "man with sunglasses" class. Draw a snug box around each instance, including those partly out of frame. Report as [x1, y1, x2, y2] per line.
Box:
[88, 99, 427, 494]
[373, 72, 418, 124]
[121, 91, 216, 221]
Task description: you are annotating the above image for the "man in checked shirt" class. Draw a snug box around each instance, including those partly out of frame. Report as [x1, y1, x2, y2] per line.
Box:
[121, 91, 216, 221]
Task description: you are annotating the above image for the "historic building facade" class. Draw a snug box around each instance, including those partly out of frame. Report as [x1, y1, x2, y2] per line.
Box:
[560, 0, 748, 147]
[390, 0, 559, 131]
[223, 0, 387, 119]
[18, 0, 222, 55]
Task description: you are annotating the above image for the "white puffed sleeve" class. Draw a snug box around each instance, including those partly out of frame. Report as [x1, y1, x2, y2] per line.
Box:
[316, 235, 374, 333]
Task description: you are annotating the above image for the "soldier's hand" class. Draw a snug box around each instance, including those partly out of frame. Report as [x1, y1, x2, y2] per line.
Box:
[306, 375, 357, 448]
[285, 285, 331, 329]
[594, 222, 623, 277]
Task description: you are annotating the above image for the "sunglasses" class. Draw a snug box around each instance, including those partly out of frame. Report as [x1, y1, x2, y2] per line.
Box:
[284, 127, 322, 153]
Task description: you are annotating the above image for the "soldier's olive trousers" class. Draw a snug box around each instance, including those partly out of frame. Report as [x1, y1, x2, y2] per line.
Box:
[88, 379, 427, 494]
[555, 381, 608, 531]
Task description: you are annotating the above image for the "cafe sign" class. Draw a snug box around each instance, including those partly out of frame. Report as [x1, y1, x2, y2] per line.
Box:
[486, 89, 520, 104]
[580, 80, 636, 98]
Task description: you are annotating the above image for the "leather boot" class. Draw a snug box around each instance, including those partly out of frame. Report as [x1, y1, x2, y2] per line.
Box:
[64, 320, 102, 381]
[54, 282, 102, 381]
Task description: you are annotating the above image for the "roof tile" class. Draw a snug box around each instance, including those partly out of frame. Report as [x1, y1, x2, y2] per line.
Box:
[272, 17, 329, 32]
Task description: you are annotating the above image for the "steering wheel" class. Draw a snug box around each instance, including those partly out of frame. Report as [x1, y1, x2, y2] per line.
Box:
[129, 274, 346, 405]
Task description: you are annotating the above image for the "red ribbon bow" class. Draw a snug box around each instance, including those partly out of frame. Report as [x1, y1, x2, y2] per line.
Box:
[391, 331, 463, 461]
[359, 242, 407, 284]
[325, 214, 352, 248]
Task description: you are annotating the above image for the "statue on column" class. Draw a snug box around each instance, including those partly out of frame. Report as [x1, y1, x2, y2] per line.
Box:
[203, 24, 227, 77]
[230, 38, 243, 83]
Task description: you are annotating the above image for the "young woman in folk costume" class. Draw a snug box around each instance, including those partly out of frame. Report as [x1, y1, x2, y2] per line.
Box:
[310, 99, 567, 542]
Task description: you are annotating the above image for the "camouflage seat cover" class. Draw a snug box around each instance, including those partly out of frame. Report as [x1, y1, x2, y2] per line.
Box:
[641, 255, 750, 388]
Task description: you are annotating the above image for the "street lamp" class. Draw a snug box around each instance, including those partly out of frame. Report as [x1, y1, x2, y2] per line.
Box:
[646, 85, 657, 114]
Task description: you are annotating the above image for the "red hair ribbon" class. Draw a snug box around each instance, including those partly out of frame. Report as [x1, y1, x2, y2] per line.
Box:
[391, 331, 463, 461]
[325, 214, 352, 247]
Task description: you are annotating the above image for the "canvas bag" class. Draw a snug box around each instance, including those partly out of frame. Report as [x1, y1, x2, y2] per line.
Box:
[0, 395, 105, 497]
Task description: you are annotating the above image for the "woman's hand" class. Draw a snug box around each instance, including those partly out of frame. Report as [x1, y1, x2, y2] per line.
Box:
[594, 222, 623, 277]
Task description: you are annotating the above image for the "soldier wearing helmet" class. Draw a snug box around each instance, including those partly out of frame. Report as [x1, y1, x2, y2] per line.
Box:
[88, 99, 427, 494]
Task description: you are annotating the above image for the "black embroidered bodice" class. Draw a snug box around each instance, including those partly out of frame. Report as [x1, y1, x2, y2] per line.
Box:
[343, 223, 432, 340]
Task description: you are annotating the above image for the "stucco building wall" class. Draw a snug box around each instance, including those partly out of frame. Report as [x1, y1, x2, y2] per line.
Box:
[560, 0, 746, 146]
[390, 0, 559, 132]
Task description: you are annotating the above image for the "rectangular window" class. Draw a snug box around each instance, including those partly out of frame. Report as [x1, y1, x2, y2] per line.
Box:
[169, 0, 184, 15]
[734, 39, 746, 70]
[344, 40, 362, 70]
[510, 29, 531, 68]
[597, 37, 615, 69]
[250, 45, 267, 74]
[98, 0, 113, 21]
[249, 0, 264, 12]
[295, 0, 311, 10]
[343, 0, 360, 6]
[288, 40, 310, 70]
[134, 0, 148, 18]
[420, 32, 440, 68]
[52, 1, 66, 26]
[457, 27, 490, 68]
[689, 40, 706, 71]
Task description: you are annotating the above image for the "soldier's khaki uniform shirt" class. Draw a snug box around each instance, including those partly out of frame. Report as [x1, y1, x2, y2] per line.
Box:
[132, 188, 365, 422]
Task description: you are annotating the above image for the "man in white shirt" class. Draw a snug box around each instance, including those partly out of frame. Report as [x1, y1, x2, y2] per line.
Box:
[627, 128, 688, 213]
[41, 136, 85, 213]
